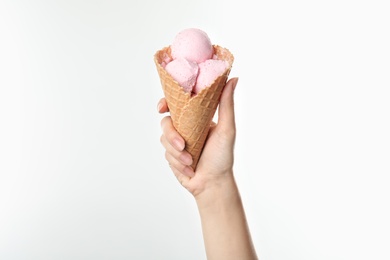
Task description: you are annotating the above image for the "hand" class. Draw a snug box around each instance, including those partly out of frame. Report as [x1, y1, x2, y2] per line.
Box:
[159, 78, 239, 197]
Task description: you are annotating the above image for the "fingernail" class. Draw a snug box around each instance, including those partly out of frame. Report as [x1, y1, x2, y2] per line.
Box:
[232, 77, 239, 91]
[173, 138, 184, 151]
[157, 102, 163, 112]
[183, 166, 195, 178]
[179, 153, 193, 166]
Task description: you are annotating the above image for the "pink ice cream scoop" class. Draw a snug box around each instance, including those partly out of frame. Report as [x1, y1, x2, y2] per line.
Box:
[164, 28, 230, 94]
[165, 58, 199, 93]
[193, 59, 229, 94]
[171, 28, 213, 64]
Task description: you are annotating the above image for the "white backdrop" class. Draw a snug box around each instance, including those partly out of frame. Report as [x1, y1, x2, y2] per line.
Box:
[1, 0, 389, 259]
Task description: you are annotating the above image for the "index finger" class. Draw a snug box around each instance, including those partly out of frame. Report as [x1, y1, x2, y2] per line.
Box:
[157, 98, 169, 114]
[161, 116, 185, 151]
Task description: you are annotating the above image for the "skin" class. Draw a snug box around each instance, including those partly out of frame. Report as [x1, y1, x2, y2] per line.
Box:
[158, 78, 258, 260]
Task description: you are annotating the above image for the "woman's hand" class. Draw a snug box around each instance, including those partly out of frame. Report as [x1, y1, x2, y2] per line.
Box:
[159, 78, 239, 197]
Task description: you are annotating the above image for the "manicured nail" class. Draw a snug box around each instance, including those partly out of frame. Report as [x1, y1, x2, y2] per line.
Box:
[173, 138, 184, 151]
[232, 77, 239, 91]
[179, 153, 193, 166]
[157, 102, 163, 112]
[183, 166, 195, 178]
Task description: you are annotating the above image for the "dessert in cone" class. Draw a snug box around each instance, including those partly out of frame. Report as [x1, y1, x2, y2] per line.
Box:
[154, 45, 234, 170]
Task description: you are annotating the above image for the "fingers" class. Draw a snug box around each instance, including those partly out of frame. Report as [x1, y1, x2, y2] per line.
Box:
[160, 133, 193, 166]
[165, 152, 195, 178]
[218, 77, 238, 132]
[157, 98, 169, 113]
[160, 116, 194, 178]
[169, 163, 191, 185]
[161, 116, 185, 151]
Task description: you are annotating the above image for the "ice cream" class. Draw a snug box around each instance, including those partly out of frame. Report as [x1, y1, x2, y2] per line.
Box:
[164, 28, 229, 95]
[171, 28, 213, 63]
[165, 58, 199, 93]
[194, 59, 229, 94]
[154, 28, 234, 170]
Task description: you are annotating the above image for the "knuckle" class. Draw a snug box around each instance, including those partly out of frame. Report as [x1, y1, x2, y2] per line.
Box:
[160, 115, 171, 128]
[178, 163, 187, 173]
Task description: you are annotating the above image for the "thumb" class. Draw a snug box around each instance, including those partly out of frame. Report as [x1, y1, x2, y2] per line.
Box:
[217, 77, 239, 130]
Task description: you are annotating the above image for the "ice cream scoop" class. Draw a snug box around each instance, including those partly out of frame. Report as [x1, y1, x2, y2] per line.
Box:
[165, 58, 199, 93]
[171, 28, 213, 64]
[193, 59, 229, 94]
[166, 28, 230, 94]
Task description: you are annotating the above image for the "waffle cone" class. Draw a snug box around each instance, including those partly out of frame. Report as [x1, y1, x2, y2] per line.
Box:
[154, 45, 234, 170]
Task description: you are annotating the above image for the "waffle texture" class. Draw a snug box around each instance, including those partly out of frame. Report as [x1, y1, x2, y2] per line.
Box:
[154, 45, 234, 169]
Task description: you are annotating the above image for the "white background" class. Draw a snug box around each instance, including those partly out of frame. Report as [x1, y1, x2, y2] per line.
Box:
[1, 0, 389, 259]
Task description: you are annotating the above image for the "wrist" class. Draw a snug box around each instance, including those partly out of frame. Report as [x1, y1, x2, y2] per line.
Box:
[194, 171, 240, 210]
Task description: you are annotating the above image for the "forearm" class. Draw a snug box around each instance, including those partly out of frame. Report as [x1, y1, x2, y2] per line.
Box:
[195, 172, 258, 260]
